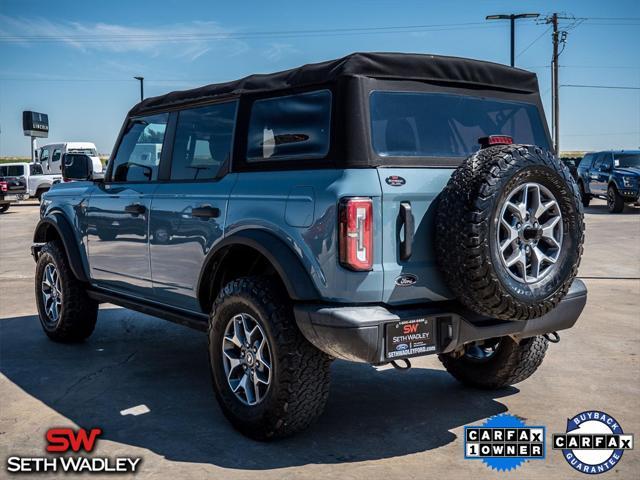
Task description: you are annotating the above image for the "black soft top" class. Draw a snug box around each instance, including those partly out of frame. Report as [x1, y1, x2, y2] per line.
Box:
[129, 52, 539, 116]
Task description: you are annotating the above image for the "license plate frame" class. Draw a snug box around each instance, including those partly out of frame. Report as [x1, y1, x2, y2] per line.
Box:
[3, 195, 17, 201]
[385, 317, 437, 359]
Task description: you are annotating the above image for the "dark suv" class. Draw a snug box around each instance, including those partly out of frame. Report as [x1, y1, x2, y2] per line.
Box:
[32, 53, 587, 439]
[577, 150, 640, 212]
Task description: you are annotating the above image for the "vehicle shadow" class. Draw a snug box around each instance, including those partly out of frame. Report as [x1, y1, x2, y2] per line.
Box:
[0, 309, 516, 469]
[584, 204, 640, 215]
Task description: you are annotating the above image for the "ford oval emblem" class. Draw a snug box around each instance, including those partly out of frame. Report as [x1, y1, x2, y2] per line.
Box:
[395, 274, 418, 287]
[385, 175, 406, 187]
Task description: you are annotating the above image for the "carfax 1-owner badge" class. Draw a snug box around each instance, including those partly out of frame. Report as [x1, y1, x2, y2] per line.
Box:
[553, 410, 634, 474]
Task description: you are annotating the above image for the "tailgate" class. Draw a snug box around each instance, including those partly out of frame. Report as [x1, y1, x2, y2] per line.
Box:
[377, 168, 455, 305]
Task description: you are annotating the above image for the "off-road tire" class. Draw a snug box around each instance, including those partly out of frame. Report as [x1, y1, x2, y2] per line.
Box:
[439, 336, 549, 389]
[607, 185, 625, 213]
[578, 181, 591, 208]
[0, 203, 9, 213]
[35, 241, 98, 342]
[435, 144, 584, 321]
[208, 276, 332, 440]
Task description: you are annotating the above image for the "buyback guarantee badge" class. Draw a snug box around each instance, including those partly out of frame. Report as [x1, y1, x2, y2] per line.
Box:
[553, 410, 634, 474]
[464, 413, 545, 472]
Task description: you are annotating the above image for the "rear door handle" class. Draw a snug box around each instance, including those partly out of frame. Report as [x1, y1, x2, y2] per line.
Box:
[191, 205, 220, 219]
[399, 201, 414, 261]
[125, 203, 146, 216]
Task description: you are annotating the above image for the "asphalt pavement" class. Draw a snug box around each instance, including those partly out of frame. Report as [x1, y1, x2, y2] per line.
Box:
[0, 199, 638, 479]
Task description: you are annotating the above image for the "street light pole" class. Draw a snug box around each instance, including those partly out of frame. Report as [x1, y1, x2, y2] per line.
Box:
[134, 76, 144, 102]
[485, 13, 540, 67]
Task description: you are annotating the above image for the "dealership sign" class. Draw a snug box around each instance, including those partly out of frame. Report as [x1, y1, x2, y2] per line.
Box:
[22, 111, 49, 138]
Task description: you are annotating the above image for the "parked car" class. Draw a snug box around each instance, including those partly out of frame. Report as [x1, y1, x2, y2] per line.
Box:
[0, 162, 62, 201]
[36, 142, 99, 175]
[0, 175, 27, 213]
[32, 52, 586, 439]
[577, 150, 640, 212]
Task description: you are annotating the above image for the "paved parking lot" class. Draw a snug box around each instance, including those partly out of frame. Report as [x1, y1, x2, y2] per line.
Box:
[1, 200, 638, 479]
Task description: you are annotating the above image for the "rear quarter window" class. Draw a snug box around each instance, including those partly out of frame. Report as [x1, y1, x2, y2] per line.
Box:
[246, 90, 331, 162]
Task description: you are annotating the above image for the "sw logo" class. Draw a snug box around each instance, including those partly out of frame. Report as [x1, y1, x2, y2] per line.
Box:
[6, 427, 142, 474]
[403, 323, 419, 334]
[553, 411, 634, 474]
[46, 427, 102, 452]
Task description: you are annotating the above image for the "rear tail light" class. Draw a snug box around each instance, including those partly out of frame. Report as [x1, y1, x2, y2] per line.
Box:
[0, 181, 7, 193]
[339, 197, 373, 271]
[479, 135, 513, 148]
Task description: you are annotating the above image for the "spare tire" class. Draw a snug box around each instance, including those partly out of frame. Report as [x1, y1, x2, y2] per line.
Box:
[435, 144, 584, 321]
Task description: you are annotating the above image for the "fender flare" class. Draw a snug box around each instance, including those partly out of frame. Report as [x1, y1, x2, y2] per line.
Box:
[197, 229, 319, 306]
[33, 213, 90, 283]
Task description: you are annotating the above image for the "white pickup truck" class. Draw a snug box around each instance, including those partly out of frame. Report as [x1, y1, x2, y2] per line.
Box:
[0, 162, 62, 201]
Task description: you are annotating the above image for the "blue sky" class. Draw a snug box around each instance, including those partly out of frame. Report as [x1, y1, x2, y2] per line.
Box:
[0, 0, 638, 156]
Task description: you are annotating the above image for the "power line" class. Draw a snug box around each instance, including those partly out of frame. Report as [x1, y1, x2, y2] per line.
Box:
[561, 84, 640, 90]
[516, 25, 551, 58]
[0, 21, 512, 43]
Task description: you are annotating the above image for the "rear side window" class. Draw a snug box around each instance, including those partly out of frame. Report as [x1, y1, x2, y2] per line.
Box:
[62, 154, 89, 178]
[30, 163, 43, 175]
[370, 91, 550, 158]
[246, 90, 331, 162]
[52, 149, 61, 162]
[110, 113, 168, 182]
[171, 101, 237, 180]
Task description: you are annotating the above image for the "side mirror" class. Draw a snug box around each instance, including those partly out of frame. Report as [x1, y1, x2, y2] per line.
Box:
[62, 154, 98, 182]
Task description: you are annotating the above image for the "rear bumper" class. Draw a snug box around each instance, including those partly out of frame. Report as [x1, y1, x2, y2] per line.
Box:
[294, 279, 587, 364]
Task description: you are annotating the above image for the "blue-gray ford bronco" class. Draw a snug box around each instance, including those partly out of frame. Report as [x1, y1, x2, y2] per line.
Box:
[33, 53, 587, 440]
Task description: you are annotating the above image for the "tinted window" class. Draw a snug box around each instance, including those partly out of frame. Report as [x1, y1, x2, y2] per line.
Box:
[601, 153, 613, 170]
[247, 90, 331, 162]
[0, 165, 25, 176]
[592, 153, 607, 169]
[52, 149, 61, 162]
[579, 153, 594, 169]
[614, 153, 640, 168]
[110, 113, 168, 182]
[30, 163, 43, 175]
[171, 102, 237, 180]
[370, 91, 550, 158]
[63, 154, 90, 178]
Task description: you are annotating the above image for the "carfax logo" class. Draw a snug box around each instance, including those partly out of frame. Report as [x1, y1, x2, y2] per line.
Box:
[553, 410, 634, 474]
[464, 413, 545, 472]
[6, 427, 142, 474]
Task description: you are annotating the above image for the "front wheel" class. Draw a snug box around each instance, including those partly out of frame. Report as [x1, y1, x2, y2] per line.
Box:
[607, 185, 625, 213]
[208, 276, 332, 440]
[35, 242, 98, 342]
[438, 336, 549, 389]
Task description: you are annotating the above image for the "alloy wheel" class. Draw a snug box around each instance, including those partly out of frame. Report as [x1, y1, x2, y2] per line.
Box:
[222, 313, 272, 406]
[497, 182, 563, 283]
[41, 263, 62, 325]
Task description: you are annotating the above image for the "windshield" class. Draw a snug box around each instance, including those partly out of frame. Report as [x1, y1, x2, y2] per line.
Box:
[68, 148, 97, 156]
[613, 153, 640, 168]
[0, 165, 25, 177]
[370, 91, 550, 158]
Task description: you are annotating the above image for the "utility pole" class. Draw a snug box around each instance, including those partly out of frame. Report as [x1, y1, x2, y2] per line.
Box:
[134, 76, 144, 102]
[485, 13, 540, 66]
[550, 13, 560, 155]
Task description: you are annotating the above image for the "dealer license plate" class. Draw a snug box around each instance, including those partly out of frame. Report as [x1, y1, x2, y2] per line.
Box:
[385, 317, 436, 359]
[3, 195, 17, 201]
